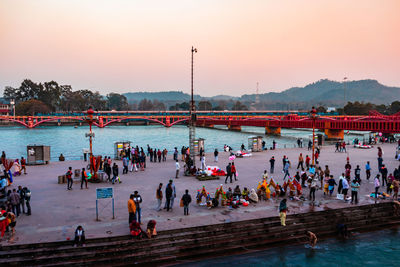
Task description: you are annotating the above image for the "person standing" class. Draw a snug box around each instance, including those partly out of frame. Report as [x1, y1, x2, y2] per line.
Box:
[392, 178, 399, 200]
[168, 180, 177, 210]
[81, 168, 88, 189]
[165, 183, 173, 212]
[342, 178, 349, 201]
[122, 156, 129, 174]
[338, 173, 345, 194]
[328, 175, 337, 196]
[279, 199, 288, 226]
[201, 155, 206, 171]
[297, 153, 304, 169]
[66, 167, 73, 190]
[351, 179, 360, 204]
[10, 189, 20, 217]
[305, 155, 311, 170]
[20, 157, 27, 175]
[225, 163, 232, 183]
[181, 189, 192, 216]
[374, 175, 380, 200]
[354, 165, 361, 181]
[269, 156, 275, 174]
[156, 183, 163, 211]
[387, 173, 394, 194]
[309, 176, 317, 202]
[214, 149, 219, 162]
[128, 194, 136, 225]
[231, 162, 237, 181]
[365, 161, 371, 180]
[380, 164, 388, 187]
[157, 149, 162, 163]
[17, 186, 26, 214]
[133, 191, 142, 224]
[181, 146, 186, 161]
[23, 187, 31, 215]
[173, 147, 178, 161]
[174, 159, 180, 179]
[283, 161, 290, 180]
[112, 163, 119, 184]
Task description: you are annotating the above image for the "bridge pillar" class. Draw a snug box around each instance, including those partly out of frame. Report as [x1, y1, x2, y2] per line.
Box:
[324, 129, 344, 140]
[27, 117, 34, 128]
[265, 126, 281, 135]
[228, 125, 241, 131]
[165, 116, 171, 127]
[99, 117, 104, 128]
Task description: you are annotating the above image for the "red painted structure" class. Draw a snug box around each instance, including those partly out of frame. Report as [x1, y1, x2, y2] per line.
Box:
[1, 110, 399, 138]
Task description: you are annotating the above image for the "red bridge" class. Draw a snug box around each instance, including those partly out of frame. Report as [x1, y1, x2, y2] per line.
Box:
[1, 110, 399, 139]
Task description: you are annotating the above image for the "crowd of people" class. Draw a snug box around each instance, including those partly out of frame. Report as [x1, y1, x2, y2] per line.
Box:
[0, 151, 32, 243]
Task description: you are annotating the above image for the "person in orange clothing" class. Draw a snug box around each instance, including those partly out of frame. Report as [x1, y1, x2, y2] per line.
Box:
[127, 194, 136, 225]
[0, 210, 9, 240]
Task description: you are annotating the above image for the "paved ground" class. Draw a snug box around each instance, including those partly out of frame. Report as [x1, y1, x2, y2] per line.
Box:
[2, 143, 399, 245]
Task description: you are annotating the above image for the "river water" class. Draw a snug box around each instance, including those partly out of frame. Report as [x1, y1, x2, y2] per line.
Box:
[0, 125, 359, 161]
[0, 125, 360, 160]
[177, 229, 400, 267]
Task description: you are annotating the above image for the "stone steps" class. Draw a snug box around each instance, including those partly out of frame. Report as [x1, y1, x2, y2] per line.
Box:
[0, 202, 397, 266]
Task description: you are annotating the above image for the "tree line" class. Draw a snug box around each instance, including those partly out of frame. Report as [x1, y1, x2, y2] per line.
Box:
[3, 79, 130, 115]
[2, 79, 249, 115]
[336, 101, 400, 115]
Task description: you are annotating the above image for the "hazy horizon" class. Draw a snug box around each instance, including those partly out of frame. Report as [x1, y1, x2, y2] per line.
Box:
[1, 0, 399, 97]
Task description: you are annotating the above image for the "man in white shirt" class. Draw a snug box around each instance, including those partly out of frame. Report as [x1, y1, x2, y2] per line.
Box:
[175, 160, 180, 178]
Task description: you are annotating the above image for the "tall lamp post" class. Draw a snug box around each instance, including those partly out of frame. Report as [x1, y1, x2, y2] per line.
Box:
[343, 77, 348, 114]
[310, 106, 317, 165]
[85, 107, 96, 177]
[189, 46, 197, 162]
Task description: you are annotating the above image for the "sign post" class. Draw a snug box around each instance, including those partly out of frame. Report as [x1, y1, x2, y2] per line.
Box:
[96, 187, 114, 221]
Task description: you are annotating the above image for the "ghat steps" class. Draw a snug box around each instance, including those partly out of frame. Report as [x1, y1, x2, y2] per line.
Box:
[0, 202, 398, 266]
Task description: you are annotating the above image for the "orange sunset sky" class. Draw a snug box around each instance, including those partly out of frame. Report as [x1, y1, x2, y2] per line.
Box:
[0, 0, 399, 96]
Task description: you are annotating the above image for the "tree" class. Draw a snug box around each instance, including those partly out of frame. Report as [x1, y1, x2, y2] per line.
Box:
[232, 101, 248, 111]
[138, 99, 153, 110]
[388, 101, 400, 115]
[15, 99, 51, 115]
[152, 100, 166, 111]
[316, 106, 327, 113]
[213, 100, 228, 111]
[198, 101, 212, 111]
[107, 93, 128, 110]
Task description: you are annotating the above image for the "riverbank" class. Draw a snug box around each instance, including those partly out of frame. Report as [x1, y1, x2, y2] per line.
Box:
[1, 143, 399, 246]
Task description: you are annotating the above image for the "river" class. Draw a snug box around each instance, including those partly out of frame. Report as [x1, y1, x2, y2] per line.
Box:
[0, 125, 361, 160]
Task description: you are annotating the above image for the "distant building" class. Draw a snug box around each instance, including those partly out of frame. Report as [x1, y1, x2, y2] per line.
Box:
[327, 107, 336, 113]
[0, 101, 11, 115]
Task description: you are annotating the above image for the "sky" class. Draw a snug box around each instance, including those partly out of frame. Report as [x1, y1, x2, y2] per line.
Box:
[0, 0, 399, 97]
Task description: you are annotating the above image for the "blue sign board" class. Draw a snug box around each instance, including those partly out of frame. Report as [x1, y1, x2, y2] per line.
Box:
[96, 187, 113, 199]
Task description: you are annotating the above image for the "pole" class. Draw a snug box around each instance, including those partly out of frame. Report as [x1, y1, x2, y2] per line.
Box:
[312, 119, 315, 165]
[96, 199, 99, 221]
[189, 46, 197, 163]
[112, 198, 115, 219]
[343, 77, 347, 114]
[89, 123, 93, 158]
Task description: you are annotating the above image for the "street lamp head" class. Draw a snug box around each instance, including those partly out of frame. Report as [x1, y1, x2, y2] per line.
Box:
[192, 47, 197, 53]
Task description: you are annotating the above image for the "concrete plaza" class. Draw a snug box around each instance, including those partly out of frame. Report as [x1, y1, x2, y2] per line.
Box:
[2, 143, 399, 245]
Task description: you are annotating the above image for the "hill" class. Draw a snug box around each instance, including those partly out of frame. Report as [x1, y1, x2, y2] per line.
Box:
[122, 79, 400, 109]
[240, 79, 400, 106]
